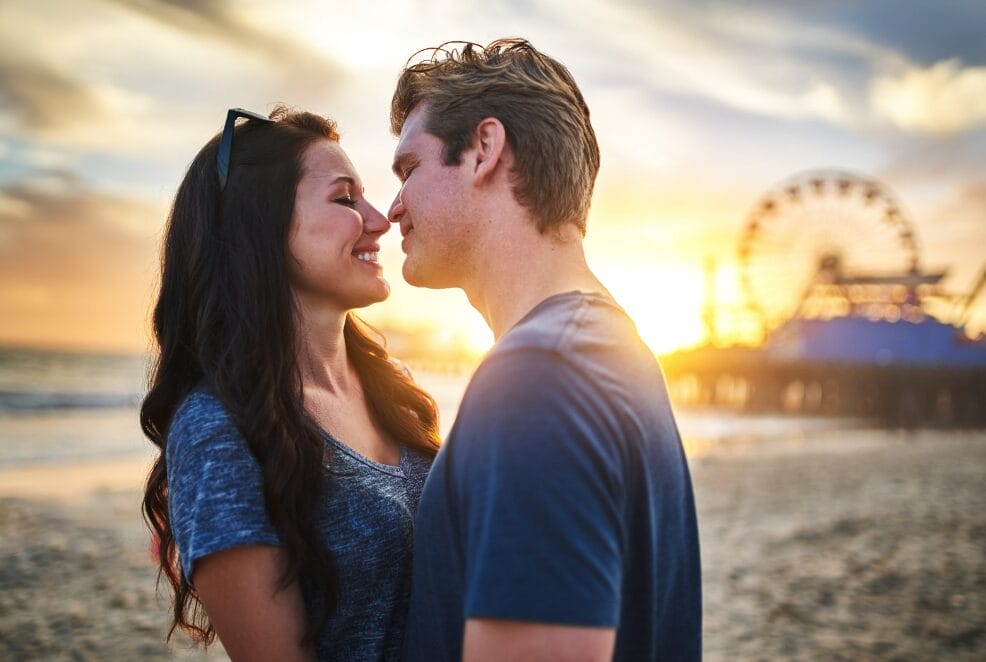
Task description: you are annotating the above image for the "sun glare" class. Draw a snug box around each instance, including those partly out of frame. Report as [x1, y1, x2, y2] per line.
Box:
[464, 318, 495, 355]
[600, 263, 708, 355]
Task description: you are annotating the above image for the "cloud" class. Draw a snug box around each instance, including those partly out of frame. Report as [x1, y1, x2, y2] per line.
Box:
[0, 55, 105, 134]
[871, 59, 986, 133]
[103, 0, 345, 85]
[925, 180, 986, 245]
[0, 177, 162, 351]
[798, 81, 850, 125]
[797, 0, 986, 69]
[878, 128, 986, 189]
[550, 0, 983, 142]
[0, 0, 347, 155]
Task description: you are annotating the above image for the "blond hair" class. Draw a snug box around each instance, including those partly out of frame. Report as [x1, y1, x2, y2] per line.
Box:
[391, 38, 600, 234]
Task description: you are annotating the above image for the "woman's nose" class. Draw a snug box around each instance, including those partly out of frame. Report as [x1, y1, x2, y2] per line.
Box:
[362, 201, 390, 235]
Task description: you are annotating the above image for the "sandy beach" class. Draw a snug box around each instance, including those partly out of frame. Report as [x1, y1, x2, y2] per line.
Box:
[1, 427, 983, 660]
[0, 456, 227, 661]
[693, 429, 985, 660]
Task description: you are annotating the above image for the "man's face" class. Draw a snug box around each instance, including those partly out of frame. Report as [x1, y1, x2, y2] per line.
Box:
[389, 105, 476, 290]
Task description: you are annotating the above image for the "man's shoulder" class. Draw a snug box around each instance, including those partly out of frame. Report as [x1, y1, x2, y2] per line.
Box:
[494, 290, 630, 357]
[454, 343, 626, 458]
[470, 289, 680, 447]
[489, 290, 660, 392]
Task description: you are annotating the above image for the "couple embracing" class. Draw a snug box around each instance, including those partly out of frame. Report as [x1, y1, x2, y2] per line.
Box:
[142, 39, 701, 661]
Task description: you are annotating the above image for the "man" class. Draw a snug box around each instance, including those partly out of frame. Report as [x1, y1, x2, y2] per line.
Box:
[388, 39, 702, 661]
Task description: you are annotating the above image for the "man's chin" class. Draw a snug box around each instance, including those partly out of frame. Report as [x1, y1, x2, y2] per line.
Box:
[402, 261, 452, 290]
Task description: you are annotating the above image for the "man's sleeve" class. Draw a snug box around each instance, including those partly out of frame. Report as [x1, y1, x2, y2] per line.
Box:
[449, 349, 627, 626]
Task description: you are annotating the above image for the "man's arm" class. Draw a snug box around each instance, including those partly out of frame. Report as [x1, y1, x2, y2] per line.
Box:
[463, 619, 615, 662]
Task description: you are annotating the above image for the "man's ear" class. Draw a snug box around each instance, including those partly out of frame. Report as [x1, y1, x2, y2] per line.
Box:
[470, 117, 507, 185]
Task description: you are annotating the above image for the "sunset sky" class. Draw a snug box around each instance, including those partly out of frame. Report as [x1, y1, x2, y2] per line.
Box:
[1, 0, 984, 355]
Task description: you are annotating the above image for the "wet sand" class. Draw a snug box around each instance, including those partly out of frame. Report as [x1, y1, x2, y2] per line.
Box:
[1, 428, 984, 660]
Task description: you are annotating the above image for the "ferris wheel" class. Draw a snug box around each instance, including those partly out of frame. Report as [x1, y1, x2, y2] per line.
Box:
[737, 169, 922, 329]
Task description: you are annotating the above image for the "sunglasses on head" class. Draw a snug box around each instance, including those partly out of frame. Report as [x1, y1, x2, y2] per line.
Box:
[216, 108, 275, 190]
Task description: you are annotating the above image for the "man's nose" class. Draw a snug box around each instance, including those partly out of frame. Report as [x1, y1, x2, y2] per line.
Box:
[388, 194, 404, 224]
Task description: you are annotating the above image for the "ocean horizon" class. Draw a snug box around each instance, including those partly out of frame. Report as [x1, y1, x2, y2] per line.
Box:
[0, 344, 856, 468]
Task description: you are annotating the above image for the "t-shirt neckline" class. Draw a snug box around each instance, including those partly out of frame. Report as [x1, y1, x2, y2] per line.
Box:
[306, 414, 407, 477]
[508, 290, 619, 335]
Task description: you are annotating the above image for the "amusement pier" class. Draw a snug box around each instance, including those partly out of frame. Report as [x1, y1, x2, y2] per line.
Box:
[663, 170, 986, 427]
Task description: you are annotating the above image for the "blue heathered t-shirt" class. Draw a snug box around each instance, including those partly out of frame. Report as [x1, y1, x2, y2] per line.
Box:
[403, 291, 702, 661]
[166, 388, 432, 661]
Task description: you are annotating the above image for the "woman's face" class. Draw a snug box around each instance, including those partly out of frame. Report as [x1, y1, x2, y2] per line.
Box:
[287, 139, 391, 312]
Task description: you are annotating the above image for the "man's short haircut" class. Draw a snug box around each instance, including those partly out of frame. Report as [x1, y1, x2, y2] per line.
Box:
[391, 38, 600, 235]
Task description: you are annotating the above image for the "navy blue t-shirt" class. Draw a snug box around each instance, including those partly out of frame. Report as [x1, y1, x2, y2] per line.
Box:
[167, 388, 432, 661]
[403, 292, 702, 660]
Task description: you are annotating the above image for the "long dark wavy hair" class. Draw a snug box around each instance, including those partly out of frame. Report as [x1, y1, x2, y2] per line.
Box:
[141, 107, 441, 646]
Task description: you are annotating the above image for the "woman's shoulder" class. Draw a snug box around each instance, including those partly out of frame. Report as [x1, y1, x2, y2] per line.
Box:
[167, 386, 245, 459]
[171, 386, 232, 432]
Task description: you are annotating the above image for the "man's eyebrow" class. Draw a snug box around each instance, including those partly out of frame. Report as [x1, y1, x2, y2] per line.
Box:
[392, 152, 414, 178]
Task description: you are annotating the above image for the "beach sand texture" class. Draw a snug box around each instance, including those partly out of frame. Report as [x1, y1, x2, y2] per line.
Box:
[1, 428, 983, 660]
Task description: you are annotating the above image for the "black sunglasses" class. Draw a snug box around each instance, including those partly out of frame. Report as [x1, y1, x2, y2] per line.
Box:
[216, 108, 275, 190]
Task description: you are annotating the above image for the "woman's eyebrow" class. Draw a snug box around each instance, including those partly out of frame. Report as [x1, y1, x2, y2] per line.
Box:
[308, 174, 358, 189]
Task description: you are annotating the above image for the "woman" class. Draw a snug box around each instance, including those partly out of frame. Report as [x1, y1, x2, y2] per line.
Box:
[141, 106, 440, 661]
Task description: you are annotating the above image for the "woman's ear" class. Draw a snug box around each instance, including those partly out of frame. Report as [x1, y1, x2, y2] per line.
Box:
[469, 117, 507, 186]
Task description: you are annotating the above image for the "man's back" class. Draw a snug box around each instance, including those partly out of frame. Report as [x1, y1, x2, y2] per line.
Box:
[404, 291, 702, 660]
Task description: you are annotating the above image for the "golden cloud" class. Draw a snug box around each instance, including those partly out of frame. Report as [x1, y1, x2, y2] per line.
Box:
[872, 59, 986, 134]
[0, 178, 163, 351]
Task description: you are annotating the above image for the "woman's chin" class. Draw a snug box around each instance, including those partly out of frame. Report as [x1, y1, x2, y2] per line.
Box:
[374, 279, 391, 303]
[355, 279, 391, 308]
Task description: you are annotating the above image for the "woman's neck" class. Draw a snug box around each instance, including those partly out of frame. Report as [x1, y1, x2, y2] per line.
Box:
[294, 300, 354, 394]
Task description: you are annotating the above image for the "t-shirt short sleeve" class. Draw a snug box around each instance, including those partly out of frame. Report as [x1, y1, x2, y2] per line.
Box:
[448, 349, 627, 626]
[166, 391, 281, 582]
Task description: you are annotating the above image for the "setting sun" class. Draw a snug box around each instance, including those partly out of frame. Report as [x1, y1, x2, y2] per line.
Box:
[599, 262, 708, 355]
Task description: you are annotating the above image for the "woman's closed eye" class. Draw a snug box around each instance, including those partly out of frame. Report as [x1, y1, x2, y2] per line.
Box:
[334, 195, 358, 208]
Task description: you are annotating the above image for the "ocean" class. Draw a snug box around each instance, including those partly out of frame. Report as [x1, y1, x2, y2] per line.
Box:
[0, 345, 853, 468]
[0, 346, 475, 468]
[0, 347, 151, 467]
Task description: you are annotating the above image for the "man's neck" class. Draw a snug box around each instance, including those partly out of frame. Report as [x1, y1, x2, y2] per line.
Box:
[464, 223, 606, 340]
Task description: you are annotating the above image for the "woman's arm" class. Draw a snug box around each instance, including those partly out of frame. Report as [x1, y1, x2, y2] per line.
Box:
[192, 545, 316, 662]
